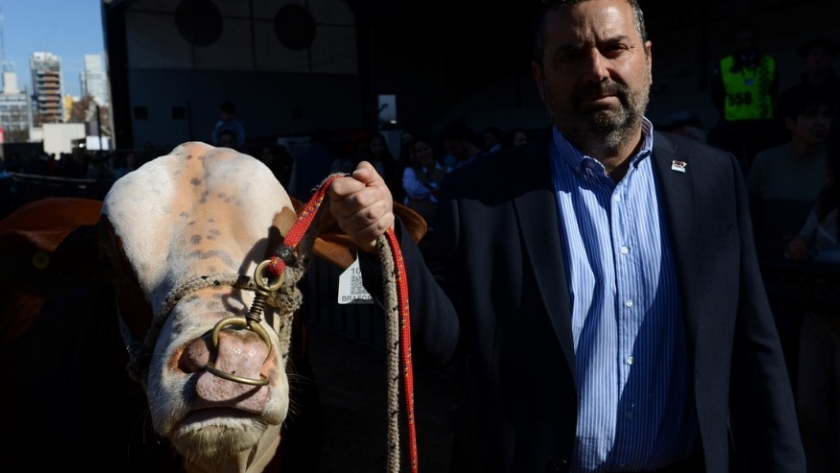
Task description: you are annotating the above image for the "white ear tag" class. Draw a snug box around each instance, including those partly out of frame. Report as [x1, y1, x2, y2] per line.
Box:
[337, 254, 374, 304]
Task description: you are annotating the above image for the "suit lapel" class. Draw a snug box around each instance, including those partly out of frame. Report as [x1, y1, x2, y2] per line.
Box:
[651, 132, 701, 350]
[510, 131, 576, 370]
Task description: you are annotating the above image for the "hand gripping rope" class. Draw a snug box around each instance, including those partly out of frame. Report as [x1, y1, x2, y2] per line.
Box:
[262, 174, 419, 473]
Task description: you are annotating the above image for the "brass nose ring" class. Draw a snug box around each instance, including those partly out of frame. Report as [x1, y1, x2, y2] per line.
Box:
[205, 316, 272, 386]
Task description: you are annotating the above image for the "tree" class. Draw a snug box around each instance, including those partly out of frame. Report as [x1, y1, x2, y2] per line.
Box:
[69, 94, 96, 123]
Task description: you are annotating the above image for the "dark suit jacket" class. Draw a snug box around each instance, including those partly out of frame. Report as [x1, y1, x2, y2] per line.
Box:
[366, 129, 805, 472]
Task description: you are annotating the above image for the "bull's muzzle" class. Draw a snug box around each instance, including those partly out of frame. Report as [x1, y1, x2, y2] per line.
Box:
[205, 260, 285, 387]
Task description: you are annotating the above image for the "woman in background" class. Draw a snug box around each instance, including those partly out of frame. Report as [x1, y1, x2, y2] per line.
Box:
[786, 142, 840, 473]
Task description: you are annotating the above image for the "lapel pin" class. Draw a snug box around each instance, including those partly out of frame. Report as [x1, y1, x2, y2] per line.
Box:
[671, 160, 687, 173]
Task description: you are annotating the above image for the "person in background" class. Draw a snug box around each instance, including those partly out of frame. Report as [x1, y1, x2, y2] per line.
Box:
[503, 127, 531, 149]
[785, 143, 840, 473]
[327, 0, 804, 471]
[402, 134, 446, 253]
[710, 22, 780, 171]
[482, 126, 505, 154]
[259, 144, 294, 188]
[747, 90, 832, 261]
[440, 120, 486, 170]
[776, 36, 840, 144]
[211, 101, 246, 150]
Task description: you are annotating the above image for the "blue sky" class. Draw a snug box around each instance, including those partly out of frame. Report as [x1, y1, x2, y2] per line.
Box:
[1, 0, 106, 97]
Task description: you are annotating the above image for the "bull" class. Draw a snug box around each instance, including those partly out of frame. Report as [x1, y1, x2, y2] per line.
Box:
[0, 142, 425, 472]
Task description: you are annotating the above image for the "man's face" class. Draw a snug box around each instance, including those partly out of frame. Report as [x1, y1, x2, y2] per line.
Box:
[805, 47, 834, 76]
[370, 137, 386, 158]
[443, 139, 467, 160]
[531, 0, 652, 150]
[736, 31, 755, 54]
[786, 104, 831, 145]
[414, 140, 436, 166]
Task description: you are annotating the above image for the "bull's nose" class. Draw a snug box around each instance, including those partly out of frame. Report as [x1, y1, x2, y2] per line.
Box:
[178, 336, 212, 374]
[177, 329, 269, 376]
[193, 329, 272, 407]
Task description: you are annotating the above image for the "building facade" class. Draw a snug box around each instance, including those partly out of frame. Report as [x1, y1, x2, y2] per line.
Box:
[30, 52, 63, 124]
[80, 54, 109, 106]
[0, 71, 32, 142]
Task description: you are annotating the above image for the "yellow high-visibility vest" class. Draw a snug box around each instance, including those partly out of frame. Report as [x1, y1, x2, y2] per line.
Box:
[720, 54, 775, 121]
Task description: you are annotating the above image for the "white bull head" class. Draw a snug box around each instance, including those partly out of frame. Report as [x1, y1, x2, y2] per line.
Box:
[98, 142, 308, 472]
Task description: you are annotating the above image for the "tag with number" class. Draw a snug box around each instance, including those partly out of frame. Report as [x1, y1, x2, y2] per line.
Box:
[337, 255, 374, 305]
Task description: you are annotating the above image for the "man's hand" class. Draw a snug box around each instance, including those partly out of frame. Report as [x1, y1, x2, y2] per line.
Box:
[328, 161, 395, 252]
[785, 235, 808, 260]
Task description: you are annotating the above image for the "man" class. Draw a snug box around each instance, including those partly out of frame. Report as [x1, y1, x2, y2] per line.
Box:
[748, 90, 832, 261]
[440, 120, 486, 170]
[776, 36, 840, 144]
[210, 101, 246, 150]
[328, 0, 805, 471]
[216, 129, 238, 149]
[710, 24, 780, 171]
[482, 126, 505, 154]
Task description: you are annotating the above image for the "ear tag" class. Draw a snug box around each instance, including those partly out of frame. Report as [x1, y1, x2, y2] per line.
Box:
[337, 253, 374, 305]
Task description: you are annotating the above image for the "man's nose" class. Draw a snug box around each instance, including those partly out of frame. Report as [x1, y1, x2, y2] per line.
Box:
[583, 49, 609, 83]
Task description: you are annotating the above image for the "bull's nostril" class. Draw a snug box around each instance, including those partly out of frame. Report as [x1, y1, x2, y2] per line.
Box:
[177, 336, 212, 374]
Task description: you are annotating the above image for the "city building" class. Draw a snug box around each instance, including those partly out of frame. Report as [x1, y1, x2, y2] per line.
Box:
[0, 71, 31, 141]
[80, 54, 109, 106]
[30, 52, 63, 124]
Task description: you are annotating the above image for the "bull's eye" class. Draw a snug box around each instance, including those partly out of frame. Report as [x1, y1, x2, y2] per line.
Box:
[32, 252, 50, 270]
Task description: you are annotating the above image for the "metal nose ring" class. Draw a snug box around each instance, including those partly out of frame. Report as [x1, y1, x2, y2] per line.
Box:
[206, 317, 272, 386]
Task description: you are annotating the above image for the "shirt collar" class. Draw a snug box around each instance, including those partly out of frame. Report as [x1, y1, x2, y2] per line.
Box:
[552, 117, 654, 176]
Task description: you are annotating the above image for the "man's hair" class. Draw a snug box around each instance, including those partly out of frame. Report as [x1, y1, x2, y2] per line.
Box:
[220, 101, 236, 114]
[532, 0, 648, 67]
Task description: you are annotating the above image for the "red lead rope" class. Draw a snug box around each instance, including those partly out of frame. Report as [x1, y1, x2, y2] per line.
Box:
[266, 175, 419, 473]
[385, 223, 419, 473]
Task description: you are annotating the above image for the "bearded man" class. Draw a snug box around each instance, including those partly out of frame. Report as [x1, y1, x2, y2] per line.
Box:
[326, 0, 806, 471]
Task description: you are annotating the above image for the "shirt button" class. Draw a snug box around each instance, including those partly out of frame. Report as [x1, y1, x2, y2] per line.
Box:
[552, 458, 570, 471]
[625, 299, 634, 308]
[614, 195, 621, 202]
[620, 246, 629, 254]
[626, 356, 634, 365]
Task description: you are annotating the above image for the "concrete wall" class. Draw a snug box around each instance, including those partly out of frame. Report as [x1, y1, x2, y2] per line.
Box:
[43, 123, 86, 155]
[126, 69, 363, 151]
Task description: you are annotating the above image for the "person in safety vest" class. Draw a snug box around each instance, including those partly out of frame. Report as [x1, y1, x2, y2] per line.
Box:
[710, 23, 780, 172]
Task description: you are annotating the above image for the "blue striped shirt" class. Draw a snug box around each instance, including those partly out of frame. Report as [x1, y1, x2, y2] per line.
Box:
[549, 121, 697, 472]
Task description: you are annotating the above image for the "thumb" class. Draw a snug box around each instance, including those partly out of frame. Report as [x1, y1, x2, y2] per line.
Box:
[351, 161, 386, 187]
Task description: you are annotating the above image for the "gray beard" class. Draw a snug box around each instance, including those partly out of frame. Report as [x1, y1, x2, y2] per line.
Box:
[546, 79, 649, 157]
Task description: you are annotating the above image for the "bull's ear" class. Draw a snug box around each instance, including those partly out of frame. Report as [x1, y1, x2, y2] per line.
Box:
[96, 215, 154, 345]
[267, 206, 299, 260]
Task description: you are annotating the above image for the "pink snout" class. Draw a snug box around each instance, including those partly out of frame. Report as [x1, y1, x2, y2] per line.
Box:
[178, 329, 274, 413]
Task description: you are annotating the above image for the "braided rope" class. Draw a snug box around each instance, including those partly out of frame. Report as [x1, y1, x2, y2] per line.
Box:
[379, 236, 402, 472]
[127, 273, 254, 383]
